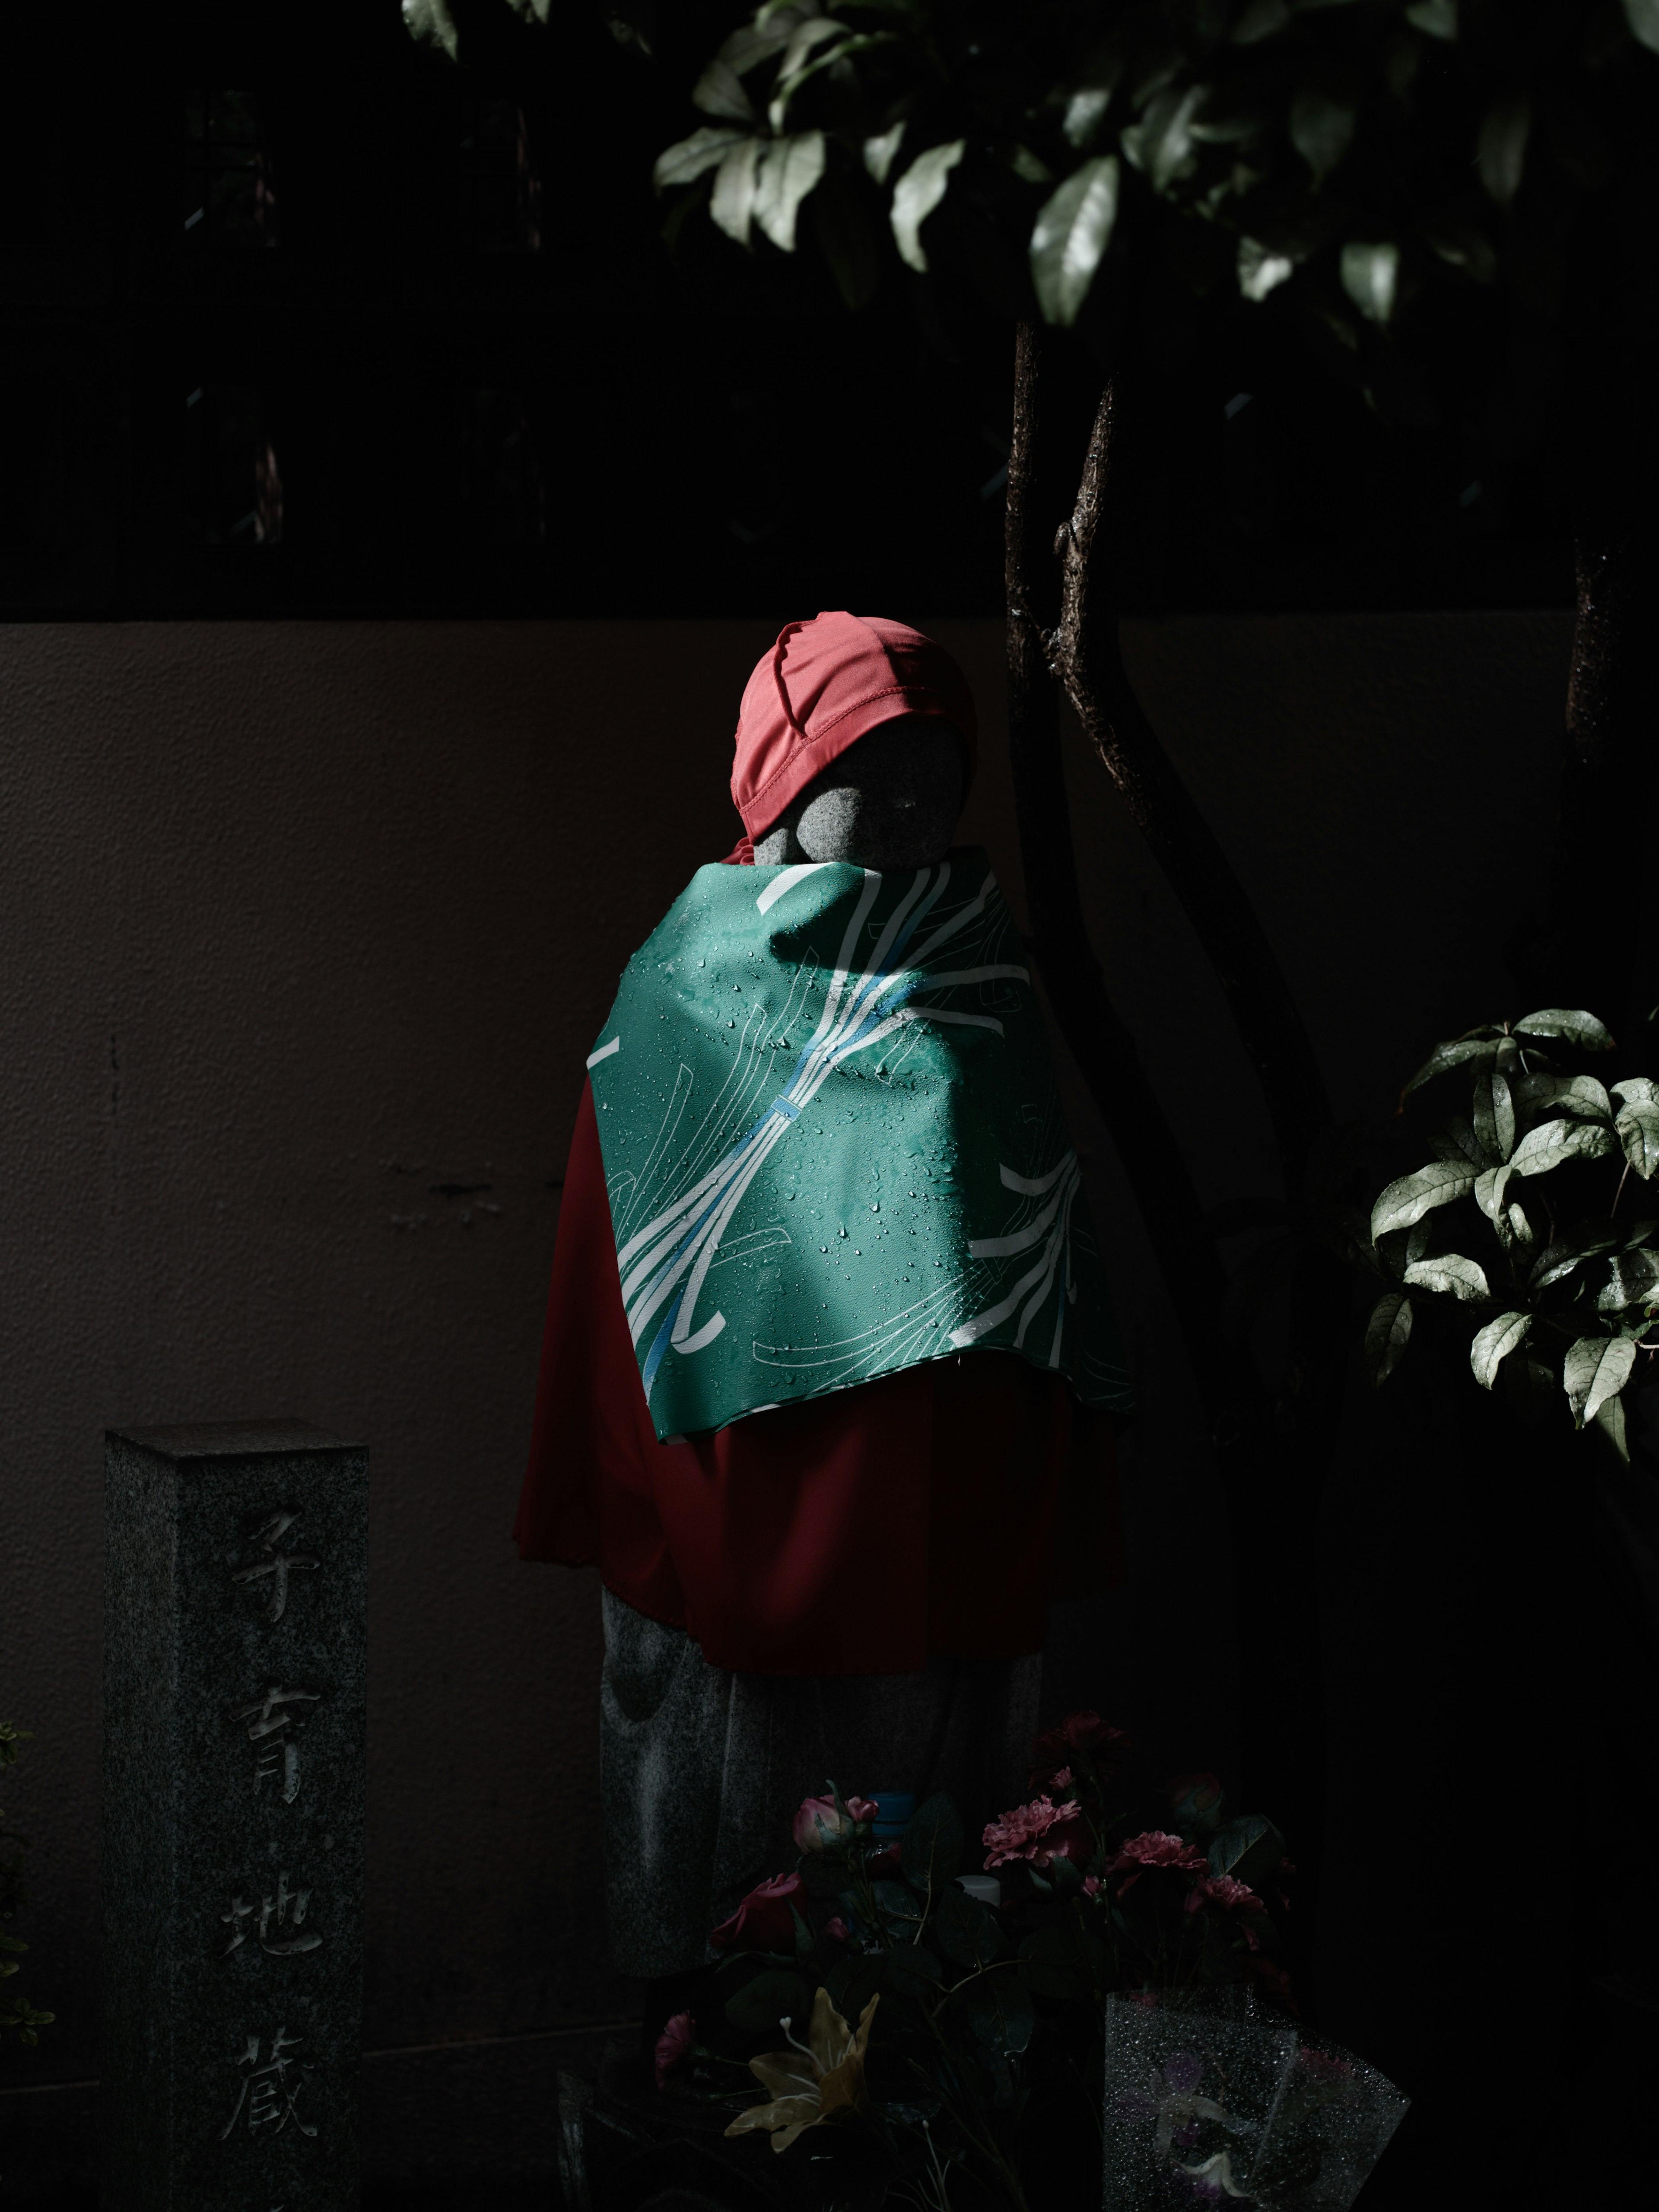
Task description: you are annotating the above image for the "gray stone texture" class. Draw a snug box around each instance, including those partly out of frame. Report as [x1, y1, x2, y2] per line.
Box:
[101, 1421, 367, 2212]
[599, 1588, 1041, 1976]
[750, 715, 967, 871]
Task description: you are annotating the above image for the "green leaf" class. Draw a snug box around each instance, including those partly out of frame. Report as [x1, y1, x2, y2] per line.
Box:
[1563, 1334, 1637, 1428]
[1237, 236, 1295, 302]
[1615, 1077, 1659, 1108]
[890, 140, 966, 273]
[1430, 1117, 1484, 1169]
[1623, 0, 1659, 57]
[1208, 1814, 1284, 1890]
[1029, 157, 1120, 327]
[1515, 1008, 1614, 1051]
[1513, 1073, 1613, 1123]
[1404, 1253, 1490, 1303]
[902, 1794, 964, 1894]
[1290, 89, 1355, 186]
[823, 1954, 882, 2022]
[1402, 1037, 1499, 1097]
[863, 121, 906, 185]
[932, 1886, 999, 1969]
[709, 139, 763, 247]
[1424, 215, 1496, 284]
[1364, 1290, 1412, 1383]
[1121, 86, 1203, 191]
[725, 1967, 814, 2034]
[885, 1943, 944, 1998]
[401, 0, 458, 59]
[1474, 1165, 1512, 1224]
[753, 132, 826, 251]
[716, 17, 796, 79]
[811, 168, 881, 310]
[1405, 0, 1457, 34]
[1595, 1388, 1631, 1462]
[1341, 241, 1400, 324]
[693, 58, 758, 124]
[1233, 0, 1293, 41]
[769, 29, 896, 134]
[955, 1973, 1035, 2058]
[1018, 1924, 1092, 2000]
[773, 13, 846, 90]
[1371, 1160, 1477, 1239]
[654, 127, 752, 192]
[1509, 1117, 1618, 1179]
[1597, 1250, 1659, 1312]
[872, 1878, 924, 1930]
[506, 0, 551, 22]
[1471, 1309, 1531, 1389]
[1003, 143, 1053, 185]
[1616, 1100, 1659, 1181]
[1478, 90, 1531, 207]
[1064, 84, 1115, 150]
[1530, 1229, 1619, 1290]
[1472, 1070, 1516, 1162]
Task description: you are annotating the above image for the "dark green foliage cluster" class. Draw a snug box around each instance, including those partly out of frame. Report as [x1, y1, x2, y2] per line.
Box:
[0, 1722, 54, 2050]
[406, 1, 1659, 501]
[1352, 1009, 1659, 1453]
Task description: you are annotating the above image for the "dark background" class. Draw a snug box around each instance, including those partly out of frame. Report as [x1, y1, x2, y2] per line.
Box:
[0, 6, 1625, 2211]
[0, 0, 1573, 626]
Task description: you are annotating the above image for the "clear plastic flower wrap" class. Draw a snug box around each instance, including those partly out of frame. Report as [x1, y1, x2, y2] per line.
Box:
[1102, 1990, 1408, 2209]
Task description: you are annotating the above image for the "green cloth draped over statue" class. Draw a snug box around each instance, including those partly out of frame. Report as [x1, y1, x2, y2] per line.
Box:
[587, 848, 1134, 1443]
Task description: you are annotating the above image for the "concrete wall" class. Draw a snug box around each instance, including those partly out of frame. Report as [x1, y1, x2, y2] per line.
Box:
[0, 612, 1574, 2082]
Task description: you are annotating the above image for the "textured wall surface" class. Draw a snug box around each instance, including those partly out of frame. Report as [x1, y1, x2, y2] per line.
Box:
[0, 613, 1573, 2084]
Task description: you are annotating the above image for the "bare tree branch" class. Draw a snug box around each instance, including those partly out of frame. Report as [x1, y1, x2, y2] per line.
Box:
[1053, 380, 1336, 1195]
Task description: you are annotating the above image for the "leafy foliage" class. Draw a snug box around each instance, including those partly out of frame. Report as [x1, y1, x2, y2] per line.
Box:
[1352, 1012, 1659, 1454]
[416, 2, 1659, 435]
[0, 1723, 54, 2050]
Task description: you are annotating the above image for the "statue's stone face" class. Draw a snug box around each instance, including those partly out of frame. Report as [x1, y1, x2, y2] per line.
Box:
[751, 715, 966, 872]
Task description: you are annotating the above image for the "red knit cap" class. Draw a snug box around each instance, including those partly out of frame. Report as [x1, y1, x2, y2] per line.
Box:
[725, 612, 977, 861]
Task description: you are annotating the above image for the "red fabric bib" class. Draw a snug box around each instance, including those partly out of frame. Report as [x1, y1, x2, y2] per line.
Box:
[512, 1082, 1122, 1675]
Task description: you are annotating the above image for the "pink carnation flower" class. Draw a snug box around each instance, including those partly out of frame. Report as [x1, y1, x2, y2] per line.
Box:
[654, 2010, 694, 2090]
[1103, 1830, 1208, 1895]
[1185, 1874, 1264, 1915]
[982, 1795, 1084, 1869]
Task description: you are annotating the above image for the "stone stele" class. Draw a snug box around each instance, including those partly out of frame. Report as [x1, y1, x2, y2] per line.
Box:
[102, 1421, 368, 2212]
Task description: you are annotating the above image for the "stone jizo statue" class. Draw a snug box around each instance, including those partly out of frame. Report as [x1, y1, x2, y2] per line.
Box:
[514, 612, 1131, 2048]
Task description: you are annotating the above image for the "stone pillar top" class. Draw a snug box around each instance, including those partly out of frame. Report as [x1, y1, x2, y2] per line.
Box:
[108, 1421, 363, 1459]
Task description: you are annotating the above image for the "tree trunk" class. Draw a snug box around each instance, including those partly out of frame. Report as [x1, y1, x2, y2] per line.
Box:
[1004, 324, 1338, 1964]
[1004, 321, 1233, 1427]
[1050, 376, 1335, 1194]
[1512, 358, 1659, 1028]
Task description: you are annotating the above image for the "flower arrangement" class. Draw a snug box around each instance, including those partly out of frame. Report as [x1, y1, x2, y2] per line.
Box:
[653, 1712, 1305, 2211]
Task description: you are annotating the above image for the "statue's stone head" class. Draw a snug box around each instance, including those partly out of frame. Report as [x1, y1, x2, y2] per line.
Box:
[751, 715, 966, 871]
[730, 612, 977, 873]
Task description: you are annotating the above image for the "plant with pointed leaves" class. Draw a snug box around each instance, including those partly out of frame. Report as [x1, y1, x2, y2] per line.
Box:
[1352, 1009, 1659, 1456]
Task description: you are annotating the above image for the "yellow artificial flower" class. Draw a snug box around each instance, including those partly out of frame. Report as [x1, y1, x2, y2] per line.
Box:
[724, 1985, 880, 2154]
